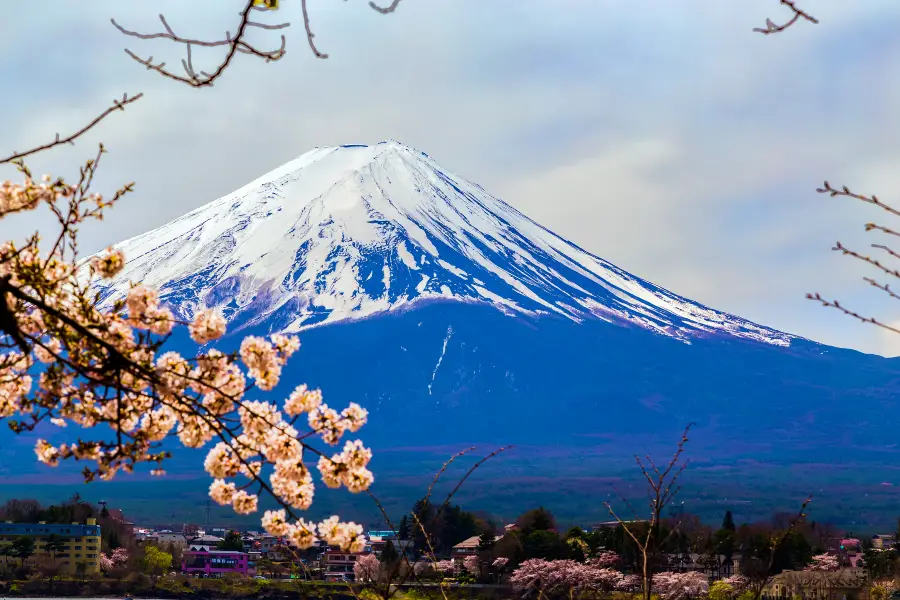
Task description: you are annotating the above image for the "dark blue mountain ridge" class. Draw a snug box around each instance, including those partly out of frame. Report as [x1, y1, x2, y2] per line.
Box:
[6, 140, 898, 528]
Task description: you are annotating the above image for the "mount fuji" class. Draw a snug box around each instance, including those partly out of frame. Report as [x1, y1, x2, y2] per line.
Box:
[85, 141, 900, 524]
[100, 141, 790, 346]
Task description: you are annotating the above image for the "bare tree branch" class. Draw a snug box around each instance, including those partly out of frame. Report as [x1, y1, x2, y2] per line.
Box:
[754, 0, 819, 35]
[0, 94, 143, 166]
[300, 0, 327, 58]
[604, 423, 693, 600]
[111, 1, 289, 87]
[809, 181, 900, 335]
[806, 293, 900, 335]
[816, 181, 900, 220]
[369, 0, 404, 14]
[112, 0, 409, 85]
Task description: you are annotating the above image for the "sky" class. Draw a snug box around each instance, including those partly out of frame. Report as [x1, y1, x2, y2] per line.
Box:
[3, 0, 900, 355]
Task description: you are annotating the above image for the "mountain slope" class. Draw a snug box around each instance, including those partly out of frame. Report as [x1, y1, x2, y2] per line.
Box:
[71, 141, 900, 526]
[96, 141, 791, 346]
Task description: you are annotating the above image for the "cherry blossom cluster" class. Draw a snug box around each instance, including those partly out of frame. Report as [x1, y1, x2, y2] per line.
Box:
[804, 553, 840, 572]
[589, 550, 621, 568]
[0, 175, 78, 217]
[99, 547, 129, 573]
[462, 555, 480, 575]
[652, 571, 710, 600]
[509, 558, 633, 596]
[353, 553, 382, 582]
[435, 559, 459, 574]
[720, 575, 749, 592]
[0, 162, 373, 552]
[492, 557, 510, 570]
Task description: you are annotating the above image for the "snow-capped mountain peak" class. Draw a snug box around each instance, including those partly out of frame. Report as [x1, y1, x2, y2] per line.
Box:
[94, 141, 792, 346]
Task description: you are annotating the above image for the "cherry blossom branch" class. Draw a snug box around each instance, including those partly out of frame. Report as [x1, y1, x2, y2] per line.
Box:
[369, 0, 404, 14]
[112, 1, 410, 85]
[753, 0, 819, 35]
[808, 182, 900, 335]
[604, 424, 693, 600]
[111, 1, 289, 87]
[363, 446, 509, 600]
[0, 94, 142, 165]
[806, 293, 900, 335]
[816, 181, 900, 219]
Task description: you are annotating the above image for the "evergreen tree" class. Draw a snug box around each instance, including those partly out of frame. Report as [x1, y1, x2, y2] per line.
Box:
[411, 499, 435, 554]
[44, 535, 67, 561]
[217, 531, 245, 551]
[722, 511, 736, 532]
[397, 515, 410, 541]
[379, 539, 400, 579]
[477, 529, 496, 553]
[516, 507, 556, 536]
[9, 536, 35, 564]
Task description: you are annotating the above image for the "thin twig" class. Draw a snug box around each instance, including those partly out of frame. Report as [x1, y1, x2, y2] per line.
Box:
[806, 293, 900, 335]
[111, 1, 289, 87]
[301, 0, 327, 58]
[816, 181, 900, 220]
[0, 94, 142, 165]
[753, 0, 819, 35]
[369, 0, 404, 14]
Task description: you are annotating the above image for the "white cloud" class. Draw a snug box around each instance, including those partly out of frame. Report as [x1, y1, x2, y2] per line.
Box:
[2, 0, 900, 354]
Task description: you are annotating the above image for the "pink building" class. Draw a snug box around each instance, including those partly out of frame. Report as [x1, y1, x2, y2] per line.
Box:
[182, 550, 253, 577]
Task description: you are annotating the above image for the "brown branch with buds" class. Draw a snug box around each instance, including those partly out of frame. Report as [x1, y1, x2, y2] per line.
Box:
[0, 94, 143, 165]
[113, 0, 409, 86]
[369, 0, 404, 14]
[808, 182, 900, 335]
[754, 0, 819, 35]
[604, 423, 693, 600]
[111, 1, 290, 87]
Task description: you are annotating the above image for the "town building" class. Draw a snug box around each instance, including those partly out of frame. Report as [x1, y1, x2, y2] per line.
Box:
[257, 535, 289, 559]
[182, 550, 253, 577]
[187, 534, 223, 552]
[872, 534, 897, 550]
[591, 520, 648, 531]
[367, 531, 415, 560]
[763, 568, 865, 600]
[451, 535, 502, 563]
[154, 531, 188, 547]
[661, 553, 739, 580]
[0, 518, 102, 575]
[321, 546, 373, 581]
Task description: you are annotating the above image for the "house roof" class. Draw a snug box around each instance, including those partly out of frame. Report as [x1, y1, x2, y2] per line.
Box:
[452, 535, 502, 549]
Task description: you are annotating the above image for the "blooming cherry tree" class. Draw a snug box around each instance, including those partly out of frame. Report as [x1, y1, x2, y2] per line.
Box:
[100, 547, 129, 573]
[0, 124, 373, 551]
[590, 551, 621, 568]
[652, 571, 710, 600]
[353, 553, 382, 583]
[463, 555, 480, 575]
[805, 553, 840, 572]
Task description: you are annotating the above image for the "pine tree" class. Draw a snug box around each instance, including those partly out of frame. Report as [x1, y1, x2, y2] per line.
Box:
[397, 515, 410, 541]
[217, 531, 245, 551]
[477, 529, 496, 553]
[380, 540, 399, 565]
[722, 511, 736, 532]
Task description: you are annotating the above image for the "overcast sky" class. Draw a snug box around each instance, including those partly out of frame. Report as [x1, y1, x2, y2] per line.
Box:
[3, 1, 900, 355]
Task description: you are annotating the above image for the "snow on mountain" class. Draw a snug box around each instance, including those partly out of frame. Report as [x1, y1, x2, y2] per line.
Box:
[93, 140, 792, 346]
